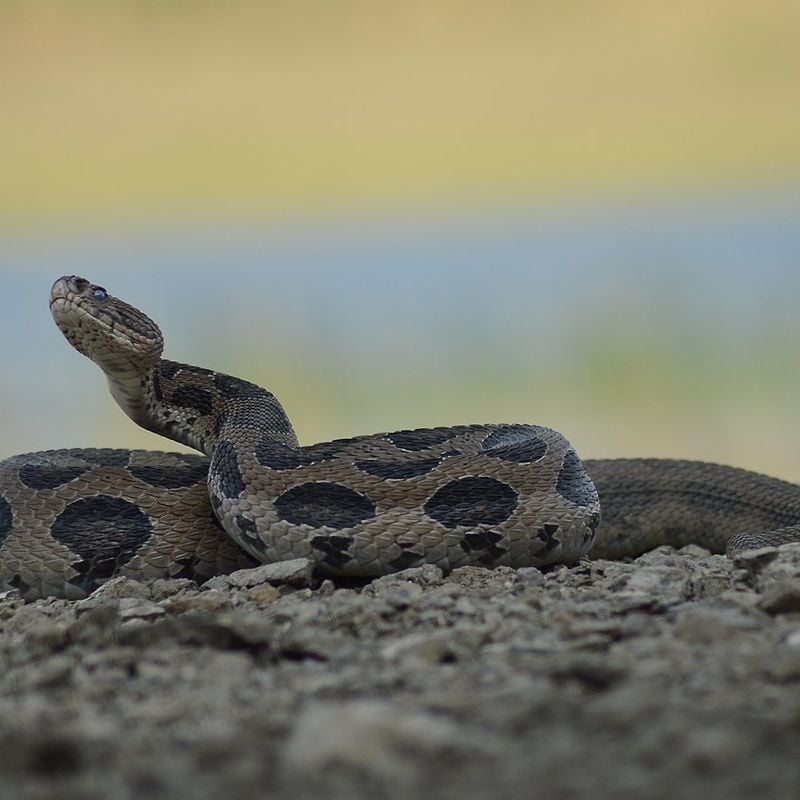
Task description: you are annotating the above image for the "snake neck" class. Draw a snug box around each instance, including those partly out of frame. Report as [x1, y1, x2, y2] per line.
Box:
[107, 358, 299, 456]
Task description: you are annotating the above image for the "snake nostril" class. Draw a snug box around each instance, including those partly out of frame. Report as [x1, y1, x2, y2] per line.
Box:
[73, 277, 89, 293]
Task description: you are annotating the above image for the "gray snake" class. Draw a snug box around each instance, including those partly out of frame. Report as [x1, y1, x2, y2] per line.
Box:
[1, 275, 799, 600]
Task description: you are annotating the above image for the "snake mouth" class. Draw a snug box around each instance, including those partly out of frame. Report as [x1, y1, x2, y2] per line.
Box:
[48, 296, 68, 316]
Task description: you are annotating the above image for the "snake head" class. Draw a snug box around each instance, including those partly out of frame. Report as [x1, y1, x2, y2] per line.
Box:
[50, 275, 164, 373]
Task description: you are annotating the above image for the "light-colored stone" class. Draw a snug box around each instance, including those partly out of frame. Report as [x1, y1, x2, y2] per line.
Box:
[225, 559, 315, 589]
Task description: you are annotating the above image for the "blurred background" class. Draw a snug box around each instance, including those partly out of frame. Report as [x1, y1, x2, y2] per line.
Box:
[1, 0, 799, 479]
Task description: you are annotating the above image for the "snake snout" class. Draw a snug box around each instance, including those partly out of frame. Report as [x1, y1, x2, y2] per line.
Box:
[49, 275, 74, 304]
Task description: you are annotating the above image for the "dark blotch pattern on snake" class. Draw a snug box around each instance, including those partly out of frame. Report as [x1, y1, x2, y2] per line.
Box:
[1, 275, 800, 600]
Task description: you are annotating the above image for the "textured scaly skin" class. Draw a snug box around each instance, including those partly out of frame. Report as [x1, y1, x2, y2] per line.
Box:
[1, 275, 799, 599]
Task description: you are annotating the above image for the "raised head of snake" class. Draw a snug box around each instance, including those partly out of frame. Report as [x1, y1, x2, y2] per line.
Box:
[51, 277, 164, 427]
[50, 275, 298, 459]
[46, 275, 604, 575]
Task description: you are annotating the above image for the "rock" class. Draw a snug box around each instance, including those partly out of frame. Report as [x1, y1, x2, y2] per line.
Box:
[149, 579, 199, 601]
[618, 564, 690, 606]
[733, 545, 784, 569]
[276, 629, 356, 662]
[366, 581, 424, 609]
[67, 603, 120, 646]
[199, 575, 231, 592]
[88, 576, 152, 600]
[380, 630, 455, 667]
[160, 588, 234, 615]
[543, 652, 629, 690]
[205, 559, 315, 590]
[741, 545, 800, 598]
[672, 606, 759, 643]
[516, 567, 546, 587]
[783, 628, 800, 648]
[759, 583, 800, 615]
[366, 564, 444, 591]
[245, 585, 282, 604]
[117, 598, 167, 621]
[283, 700, 469, 783]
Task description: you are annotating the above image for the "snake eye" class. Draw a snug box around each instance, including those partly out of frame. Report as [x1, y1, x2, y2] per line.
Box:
[93, 287, 108, 302]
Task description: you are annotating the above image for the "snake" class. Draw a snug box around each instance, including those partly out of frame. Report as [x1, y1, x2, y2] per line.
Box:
[1, 275, 800, 600]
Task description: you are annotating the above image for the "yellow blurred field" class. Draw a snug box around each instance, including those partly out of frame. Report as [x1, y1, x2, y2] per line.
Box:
[1, 0, 799, 225]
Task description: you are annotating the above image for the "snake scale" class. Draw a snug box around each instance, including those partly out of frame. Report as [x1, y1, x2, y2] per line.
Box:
[1, 276, 800, 600]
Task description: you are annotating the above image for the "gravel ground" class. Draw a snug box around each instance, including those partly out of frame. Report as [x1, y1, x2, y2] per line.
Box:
[3, 545, 800, 800]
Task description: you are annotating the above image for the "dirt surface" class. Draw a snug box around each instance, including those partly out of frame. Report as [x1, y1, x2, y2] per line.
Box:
[2, 545, 800, 800]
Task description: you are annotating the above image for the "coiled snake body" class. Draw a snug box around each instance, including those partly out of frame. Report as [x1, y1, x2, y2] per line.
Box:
[2, 276, 800, 600]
